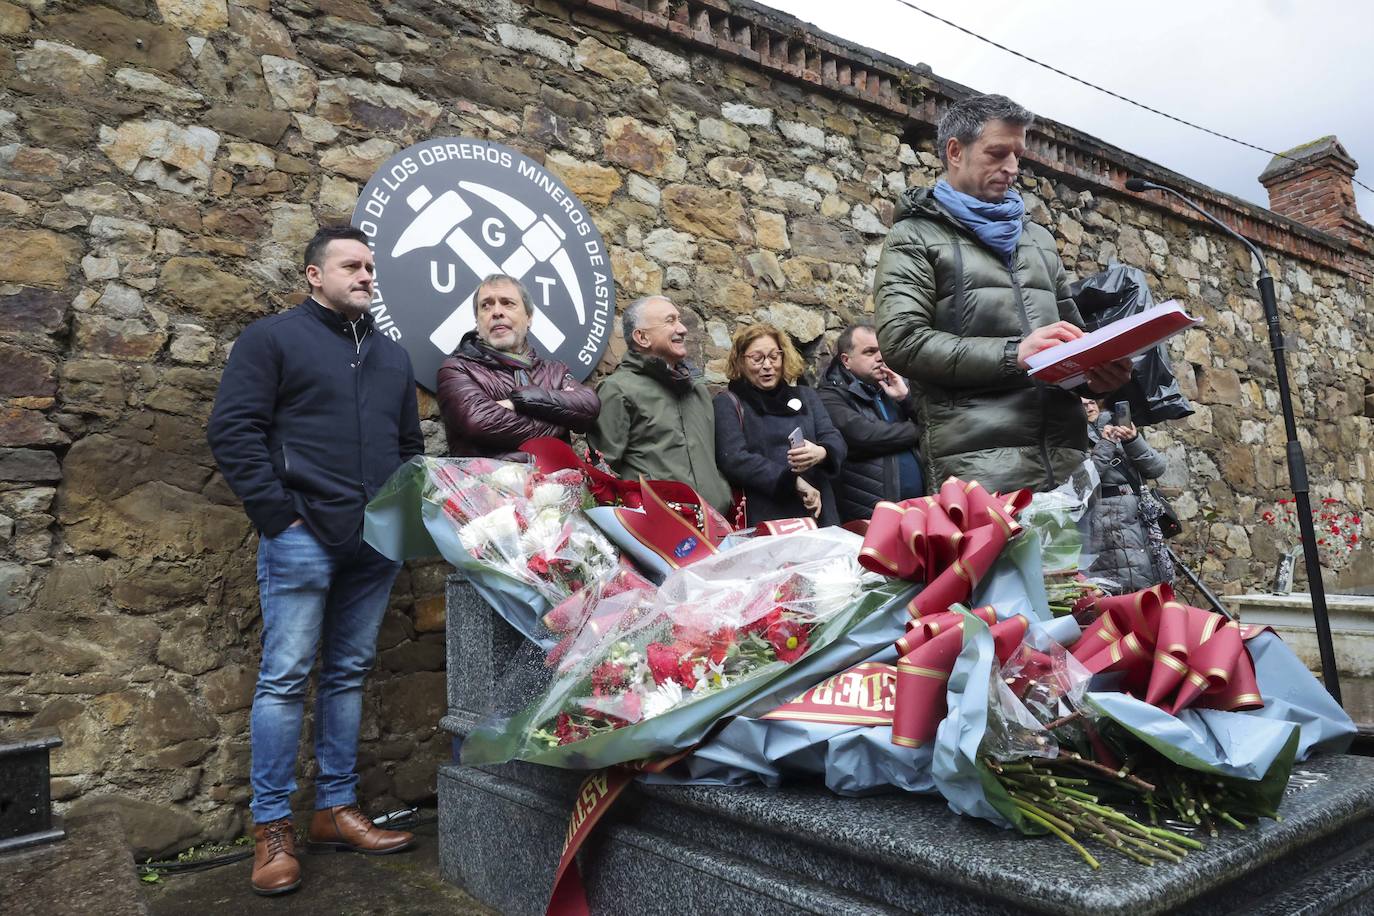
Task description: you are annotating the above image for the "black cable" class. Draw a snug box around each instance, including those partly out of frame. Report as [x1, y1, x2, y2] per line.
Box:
[887, 0, 1374, 197]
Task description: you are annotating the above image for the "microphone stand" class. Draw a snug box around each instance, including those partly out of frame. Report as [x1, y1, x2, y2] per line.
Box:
[1128, 179, 1342, 704]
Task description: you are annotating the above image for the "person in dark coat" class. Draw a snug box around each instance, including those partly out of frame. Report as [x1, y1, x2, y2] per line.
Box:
[1081, 398, 1175, 592]
[207, 226, 420, 896]
[435, 274, 599, 459]
[819, 323, 926, 522]
[713, 323, 845, 526]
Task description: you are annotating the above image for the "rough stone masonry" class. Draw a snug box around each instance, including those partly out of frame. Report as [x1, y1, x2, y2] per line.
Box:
[0, 0, 1370, 856]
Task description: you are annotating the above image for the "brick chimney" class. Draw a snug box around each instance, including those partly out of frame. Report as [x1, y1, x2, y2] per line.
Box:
[1258, 136, 1368, 241]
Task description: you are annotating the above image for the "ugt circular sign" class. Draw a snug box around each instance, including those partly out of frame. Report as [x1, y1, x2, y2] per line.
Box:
[352, 138, 615, 390]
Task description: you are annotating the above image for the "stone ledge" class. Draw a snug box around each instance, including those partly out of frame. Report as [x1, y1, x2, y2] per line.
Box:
[440, 754, 1374, 915]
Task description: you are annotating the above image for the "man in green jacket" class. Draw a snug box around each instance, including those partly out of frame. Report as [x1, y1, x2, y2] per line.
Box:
[874, 93, 1130, 494]
[590, 295, 733, 514]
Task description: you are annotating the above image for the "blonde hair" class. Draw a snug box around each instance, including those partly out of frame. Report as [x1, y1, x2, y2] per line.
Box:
[726, 323, 805, 384]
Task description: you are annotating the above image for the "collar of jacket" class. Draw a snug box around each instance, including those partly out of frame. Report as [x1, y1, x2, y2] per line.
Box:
[620, 347, 697, 394]
[454, 329, 537, 367]
[302, 296, 376, 336]
[822, 360, 881, 405]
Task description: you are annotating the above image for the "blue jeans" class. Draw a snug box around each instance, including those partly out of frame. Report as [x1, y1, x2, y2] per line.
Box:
[250, 523, 401, 824]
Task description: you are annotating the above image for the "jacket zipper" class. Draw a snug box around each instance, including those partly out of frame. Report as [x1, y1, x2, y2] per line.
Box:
[1007, 255, 1056, 490]
[348, 318, 371, 492]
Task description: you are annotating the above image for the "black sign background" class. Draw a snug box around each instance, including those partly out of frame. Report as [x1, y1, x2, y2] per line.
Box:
[352, 138, 615, 391]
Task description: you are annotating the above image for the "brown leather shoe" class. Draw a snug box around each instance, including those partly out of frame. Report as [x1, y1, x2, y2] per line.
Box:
[251, 818, 301, 896]
[306, 804, 415, 855]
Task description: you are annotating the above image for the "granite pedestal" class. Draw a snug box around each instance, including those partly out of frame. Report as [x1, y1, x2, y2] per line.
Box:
[1233, 591, 1374, 731]
[440, 572, 1374, 915]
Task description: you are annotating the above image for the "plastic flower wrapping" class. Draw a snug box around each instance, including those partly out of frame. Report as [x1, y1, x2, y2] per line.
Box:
[430, 458, 619, 602]
[363, 455, 622, 645]
[459, 527, 918, 769]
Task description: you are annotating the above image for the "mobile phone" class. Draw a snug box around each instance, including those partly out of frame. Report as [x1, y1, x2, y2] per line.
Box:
[1113, 401, 1132, 427]
[788, 427, 804, 448]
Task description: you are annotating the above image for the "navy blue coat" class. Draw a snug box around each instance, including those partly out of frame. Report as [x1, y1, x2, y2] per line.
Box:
[208, 298, 424, 549]
[713, 384, 846, 527]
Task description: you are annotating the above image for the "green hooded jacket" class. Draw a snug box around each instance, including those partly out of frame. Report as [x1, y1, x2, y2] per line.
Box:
[873, 185, 1089, 494]
[589, 348, 733, 514]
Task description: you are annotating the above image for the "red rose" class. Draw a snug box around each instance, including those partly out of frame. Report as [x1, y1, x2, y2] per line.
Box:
[527, 554, 550, 576]
[646, 642, 681, 685]
[766, 619, 810, 663]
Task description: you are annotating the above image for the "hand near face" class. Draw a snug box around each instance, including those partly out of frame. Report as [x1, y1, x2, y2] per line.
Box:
[795, 477, 822, 517]
[788, 440, 826, 473]
[877, 368, 909, 400]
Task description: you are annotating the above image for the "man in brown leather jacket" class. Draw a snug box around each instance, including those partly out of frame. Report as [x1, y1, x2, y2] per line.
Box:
[435, 273, 600, 458]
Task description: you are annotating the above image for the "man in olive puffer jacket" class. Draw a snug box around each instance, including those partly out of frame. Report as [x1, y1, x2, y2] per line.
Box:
[874, 93, 1131, 493]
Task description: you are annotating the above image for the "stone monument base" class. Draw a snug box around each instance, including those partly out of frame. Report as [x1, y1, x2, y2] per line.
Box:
[438, 754, 1374, 916]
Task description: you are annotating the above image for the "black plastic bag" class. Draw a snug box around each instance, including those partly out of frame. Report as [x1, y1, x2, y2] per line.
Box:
[1070, 265, 1195, 426]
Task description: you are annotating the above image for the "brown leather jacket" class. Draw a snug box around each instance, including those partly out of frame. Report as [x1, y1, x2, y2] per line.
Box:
[436, 332, 600, 459]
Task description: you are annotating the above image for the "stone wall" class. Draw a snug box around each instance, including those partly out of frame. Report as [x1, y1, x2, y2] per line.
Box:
[0, 0, 1370, 854]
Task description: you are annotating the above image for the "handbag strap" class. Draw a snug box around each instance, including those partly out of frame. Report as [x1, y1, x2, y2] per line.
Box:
[1105, 431, 1149, 503]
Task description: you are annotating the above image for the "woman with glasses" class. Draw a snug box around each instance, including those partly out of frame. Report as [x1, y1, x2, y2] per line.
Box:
[713, 323, 846, 526]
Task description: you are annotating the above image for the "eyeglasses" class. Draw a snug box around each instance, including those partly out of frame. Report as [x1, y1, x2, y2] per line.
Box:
[744, 351, 783, 367]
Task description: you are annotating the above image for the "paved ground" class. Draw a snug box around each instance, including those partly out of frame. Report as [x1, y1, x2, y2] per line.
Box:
[141, 812, 493, 916]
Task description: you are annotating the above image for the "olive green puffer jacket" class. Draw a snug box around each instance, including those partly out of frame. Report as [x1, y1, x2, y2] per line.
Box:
[874, 186, 1089, 494]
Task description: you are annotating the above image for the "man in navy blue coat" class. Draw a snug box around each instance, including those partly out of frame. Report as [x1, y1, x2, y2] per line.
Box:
[208, 226, 423, 896]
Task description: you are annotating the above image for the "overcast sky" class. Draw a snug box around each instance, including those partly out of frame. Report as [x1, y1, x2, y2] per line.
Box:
[761, 0, 1374, 219]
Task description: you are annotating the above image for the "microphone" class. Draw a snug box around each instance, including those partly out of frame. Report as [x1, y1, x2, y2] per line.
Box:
[1124, 175, 1343, 703]
[1123, 176, 1265, 275]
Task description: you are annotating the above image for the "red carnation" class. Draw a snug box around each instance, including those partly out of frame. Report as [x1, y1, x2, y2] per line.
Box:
[646, 642, 681, 685]
[707, 628, 736, 666]
[765, 619, 810, 663]
[744, 607, 782, 636]
[591, 662, 628, 696]
[527, 554, 550, 576]
[677, 657, 700, 689]
[554, 713, 590, 746]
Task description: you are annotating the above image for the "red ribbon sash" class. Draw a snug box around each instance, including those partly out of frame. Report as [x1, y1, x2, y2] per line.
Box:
[547, 750, 694, 916]
[761, 662, 897, 726]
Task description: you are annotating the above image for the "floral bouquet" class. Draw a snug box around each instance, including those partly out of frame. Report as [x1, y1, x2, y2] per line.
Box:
[363, 456, 621, 644]
[460, 527, 919, 769]
[429, 458, 618, 603]
[1261, 497, 1365, 570]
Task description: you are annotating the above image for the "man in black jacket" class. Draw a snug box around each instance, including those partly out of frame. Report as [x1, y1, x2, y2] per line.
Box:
[819, 323, 926, 521]
[207, 226, 422, 896]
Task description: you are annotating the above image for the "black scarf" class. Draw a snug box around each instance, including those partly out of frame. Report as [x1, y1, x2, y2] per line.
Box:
[729, 378, 805, 418]
[630, 350, 696, 396]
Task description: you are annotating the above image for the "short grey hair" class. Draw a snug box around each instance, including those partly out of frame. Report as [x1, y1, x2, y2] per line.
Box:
[621, 295, 670, 349]
[936, 94, 1034, 165]
[472, 273, 534, 316]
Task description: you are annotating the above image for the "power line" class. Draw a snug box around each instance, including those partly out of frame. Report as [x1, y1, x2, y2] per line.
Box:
[888, 0, 1374, 197]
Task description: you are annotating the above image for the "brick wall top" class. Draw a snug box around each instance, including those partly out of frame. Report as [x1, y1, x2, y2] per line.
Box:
[572, 0, 1373, 279]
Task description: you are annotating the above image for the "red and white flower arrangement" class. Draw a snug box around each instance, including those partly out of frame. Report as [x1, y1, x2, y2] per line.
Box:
[1260, 497, 1365, 569]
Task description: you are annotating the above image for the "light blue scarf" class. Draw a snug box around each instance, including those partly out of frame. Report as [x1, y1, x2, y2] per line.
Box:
[932, 178, 1025, 263]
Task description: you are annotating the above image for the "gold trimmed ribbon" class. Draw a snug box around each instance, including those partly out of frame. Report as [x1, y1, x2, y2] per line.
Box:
[1071, 583, 1266, 714]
